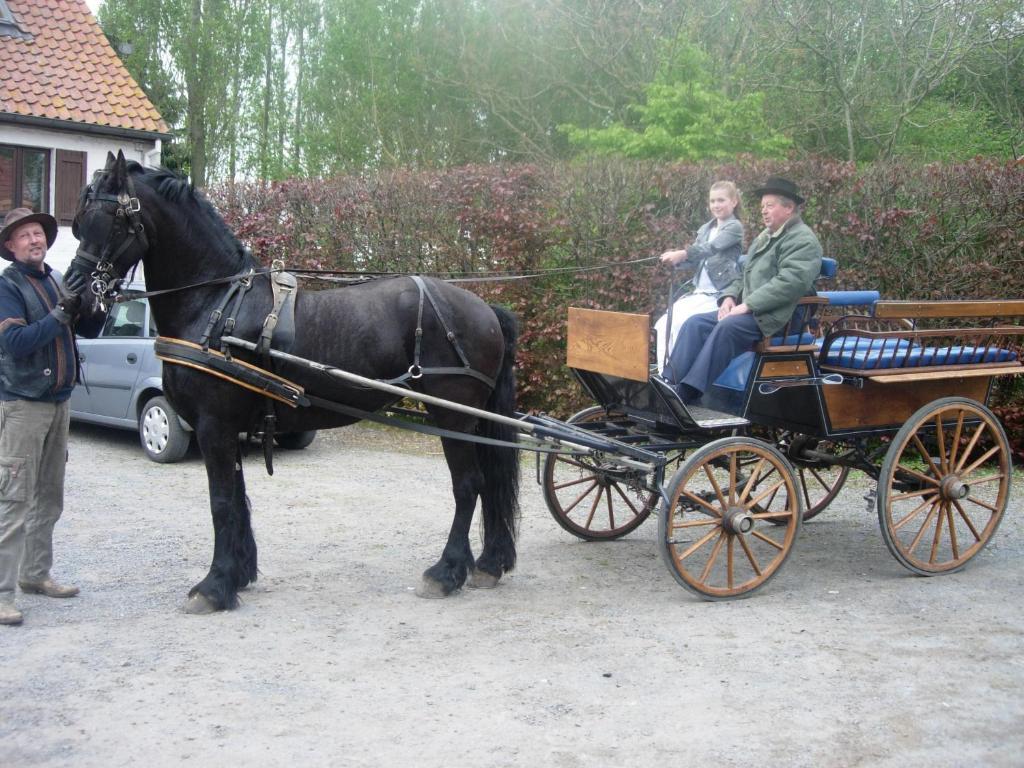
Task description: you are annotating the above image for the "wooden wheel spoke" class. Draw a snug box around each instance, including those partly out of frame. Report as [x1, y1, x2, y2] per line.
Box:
[762, 485, 782, 513]
[703, 464, 728, 508]
[673, 518, 722, 529]
[583, 485, 605, 530]
[605, 484, 616, 530]
[954, 422, 986, 473]
[751, 510, 792, 520]
[949, 410, 965, 471]
[945, 505, 960, 561]
[952, 499, 983, 542]
[965, 473, 1006, 487]
[962, 495, 1000, 513]
[680, 489, 723, 518]
[737, 533, 762, 576]
[933, 414, 949, 475]
[929, 501, 946, 564]
[960, 445, 1001, 477]
[890, 487, 939, 502]
[728, 452, 738, 504]
[699, 531, 727, 582]
[799, 472, 813, 511]
[807, 466, 836, 494]
[727, 536, 735, 590]
[675, 525, 722, 561]
[555, 456, 600, 473]
[895, 464, 941, 488]
[893, 497, 938, 531]
[561, 480, 599, 514]
[907, 504, 940, 555]
[745, 478, 786, 510]
[750, 529, 784, 551]
[610, 482, 642, 518]
[738, 458, 767, 505]
[910, 434, 940, 477]
[552, 474, 599, 492]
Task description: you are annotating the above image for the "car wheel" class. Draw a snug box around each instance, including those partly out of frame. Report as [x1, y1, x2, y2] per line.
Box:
[139, 396, 191, 463]
[275, 430, 317, 450]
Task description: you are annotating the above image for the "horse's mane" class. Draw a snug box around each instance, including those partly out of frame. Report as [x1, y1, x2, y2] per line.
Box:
[126, 161, 251, 269]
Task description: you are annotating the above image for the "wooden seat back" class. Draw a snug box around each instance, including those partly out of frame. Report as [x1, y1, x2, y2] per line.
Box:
[566, 307, 651, 382]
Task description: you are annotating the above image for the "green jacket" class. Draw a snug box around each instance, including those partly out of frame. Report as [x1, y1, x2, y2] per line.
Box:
[721, 216, 823, 336]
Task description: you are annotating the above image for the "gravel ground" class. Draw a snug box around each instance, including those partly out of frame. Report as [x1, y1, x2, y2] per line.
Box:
[2, 420, 1023, 767]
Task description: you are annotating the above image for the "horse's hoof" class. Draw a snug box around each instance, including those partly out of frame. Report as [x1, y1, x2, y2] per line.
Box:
[183, 592, 219, 614]
[415, 576, 454, 599]
[467, 569, 500, 589]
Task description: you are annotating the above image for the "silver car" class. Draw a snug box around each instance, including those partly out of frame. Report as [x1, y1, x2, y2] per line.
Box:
[70, 293, 315, 463]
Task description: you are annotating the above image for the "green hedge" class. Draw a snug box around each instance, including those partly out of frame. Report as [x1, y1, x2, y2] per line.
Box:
[208, 157, 1024, 453]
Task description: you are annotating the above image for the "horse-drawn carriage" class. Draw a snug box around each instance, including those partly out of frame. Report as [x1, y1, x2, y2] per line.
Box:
[539, 268, 1022, 598]
[70, 152, 1021, 609]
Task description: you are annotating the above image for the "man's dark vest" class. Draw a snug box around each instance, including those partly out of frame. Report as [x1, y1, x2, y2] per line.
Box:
[0, 265, 72, 400]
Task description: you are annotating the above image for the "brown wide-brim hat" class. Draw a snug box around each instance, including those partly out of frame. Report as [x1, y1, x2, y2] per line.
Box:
[1, 208, 59, 261]
[751, 177, 805, 206]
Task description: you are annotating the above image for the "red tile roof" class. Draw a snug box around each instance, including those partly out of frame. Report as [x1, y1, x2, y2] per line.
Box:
[0, 0, 169, 135]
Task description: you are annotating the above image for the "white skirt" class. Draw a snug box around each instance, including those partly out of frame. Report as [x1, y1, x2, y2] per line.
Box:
[653, 292, 720, 373]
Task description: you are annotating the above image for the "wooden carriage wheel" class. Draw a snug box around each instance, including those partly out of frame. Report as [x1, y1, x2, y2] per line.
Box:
[789, 438, 851, 521]
[659, 436, 803, 600]
[877, 397, 1011, 575]
[542, 406, 660, 540]
[749, 429, 851, 521]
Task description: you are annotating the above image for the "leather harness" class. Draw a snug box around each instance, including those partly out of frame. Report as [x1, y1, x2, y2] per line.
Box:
[156, 270, 496, 474]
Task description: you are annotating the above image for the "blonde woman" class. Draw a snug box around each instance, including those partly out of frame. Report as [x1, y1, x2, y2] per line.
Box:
[654, 181, 743, 371]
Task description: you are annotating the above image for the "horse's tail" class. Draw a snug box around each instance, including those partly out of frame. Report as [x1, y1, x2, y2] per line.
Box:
[476, 304, 520, 572]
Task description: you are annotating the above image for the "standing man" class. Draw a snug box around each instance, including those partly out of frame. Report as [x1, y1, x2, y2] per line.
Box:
[0, 208, 104, 626]
[662, 178, 823, 402]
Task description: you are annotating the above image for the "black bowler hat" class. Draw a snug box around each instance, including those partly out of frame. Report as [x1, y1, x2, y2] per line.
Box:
[0, 208, 58, 261]
[751, 177, 805, 206]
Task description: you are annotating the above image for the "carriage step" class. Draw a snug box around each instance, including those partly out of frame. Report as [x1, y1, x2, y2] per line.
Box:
[687, 405, 750, 430]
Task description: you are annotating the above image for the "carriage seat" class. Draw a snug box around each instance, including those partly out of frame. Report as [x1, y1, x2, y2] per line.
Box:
[819, 340, 1017, 370]
[710, 263, 870, 392]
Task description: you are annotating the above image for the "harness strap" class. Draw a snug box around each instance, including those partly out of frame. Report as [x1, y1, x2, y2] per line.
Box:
[390, 276, 496, 389]
[413, 275, 474, 368]
[255, 263, 298, 474]
[258, 263, 298, 356]
[155, 337, 308, 407]
[222, 272, 254, 343]
[198, 269, 254, 350]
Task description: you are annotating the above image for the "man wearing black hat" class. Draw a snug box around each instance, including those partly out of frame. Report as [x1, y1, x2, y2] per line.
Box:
[0, 208, 105, 626]
[662, 178, 823, 403]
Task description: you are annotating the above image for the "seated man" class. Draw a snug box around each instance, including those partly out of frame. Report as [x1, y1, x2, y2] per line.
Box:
[662, 177, 823, 403]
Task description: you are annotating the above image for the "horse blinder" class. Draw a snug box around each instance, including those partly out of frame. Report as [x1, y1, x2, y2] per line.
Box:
[72, 185, 147, 304]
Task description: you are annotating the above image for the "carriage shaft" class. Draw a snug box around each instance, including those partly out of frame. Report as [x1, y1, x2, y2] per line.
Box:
[222, 335, 662, 472]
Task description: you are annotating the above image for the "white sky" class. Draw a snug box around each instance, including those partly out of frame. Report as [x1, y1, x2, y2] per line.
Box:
[85, 0, 103, 14]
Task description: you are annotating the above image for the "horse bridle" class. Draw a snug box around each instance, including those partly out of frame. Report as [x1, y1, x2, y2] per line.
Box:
[72, 171, 149, 302]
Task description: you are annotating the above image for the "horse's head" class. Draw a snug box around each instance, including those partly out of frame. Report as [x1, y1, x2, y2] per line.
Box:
[70, 150, 150, 301]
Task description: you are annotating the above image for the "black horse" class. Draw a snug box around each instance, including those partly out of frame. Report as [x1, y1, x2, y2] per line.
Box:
[69, 152, 520, 613]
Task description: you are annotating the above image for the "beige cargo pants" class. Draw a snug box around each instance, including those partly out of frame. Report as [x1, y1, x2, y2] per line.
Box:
[0, 399, 70, 600]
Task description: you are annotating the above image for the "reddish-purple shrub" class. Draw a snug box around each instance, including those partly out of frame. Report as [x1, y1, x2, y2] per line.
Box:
[207, 157, 1024, 450]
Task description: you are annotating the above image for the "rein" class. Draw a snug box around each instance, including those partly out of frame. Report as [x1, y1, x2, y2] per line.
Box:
[108, 253, 661, 304]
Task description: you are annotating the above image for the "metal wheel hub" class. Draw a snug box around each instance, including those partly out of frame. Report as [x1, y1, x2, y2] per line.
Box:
[722, 506, 754, 535]
[939, 475, 970, 501]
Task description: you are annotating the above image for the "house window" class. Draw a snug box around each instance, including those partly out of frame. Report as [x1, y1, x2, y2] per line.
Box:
[0, 145, 50, 214]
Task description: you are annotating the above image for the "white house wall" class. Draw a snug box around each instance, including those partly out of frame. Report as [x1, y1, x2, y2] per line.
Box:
[0, 123, 161, 274]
